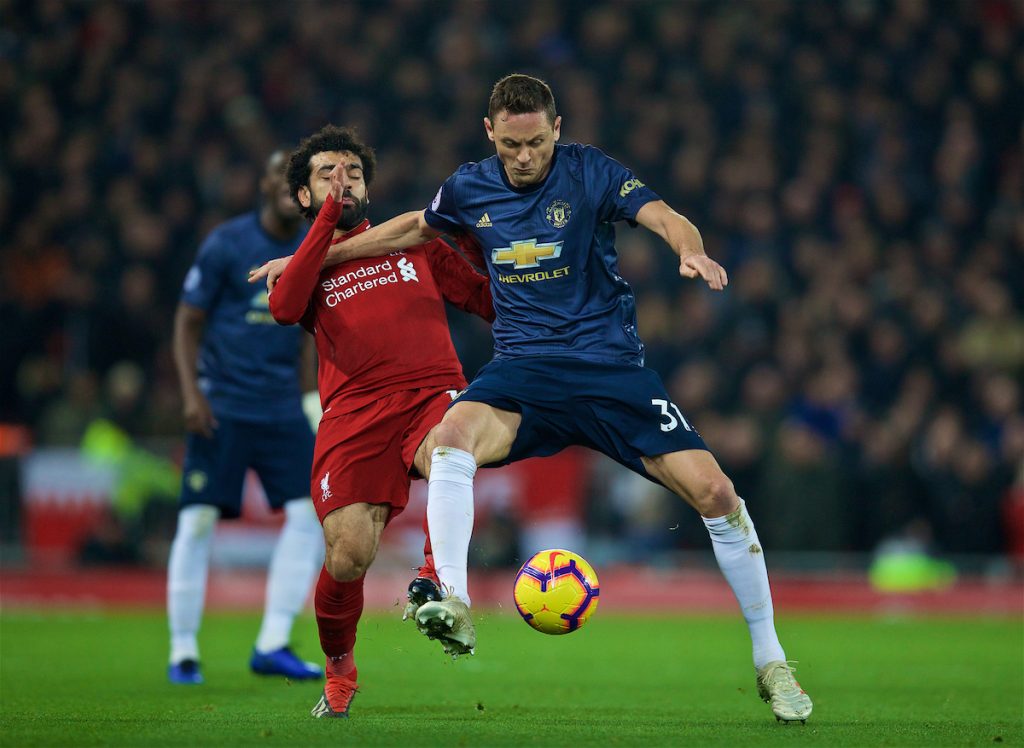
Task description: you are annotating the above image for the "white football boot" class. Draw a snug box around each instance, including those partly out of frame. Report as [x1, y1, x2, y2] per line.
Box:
[414, 595, 476, 658]
[756, 661, 813, 723]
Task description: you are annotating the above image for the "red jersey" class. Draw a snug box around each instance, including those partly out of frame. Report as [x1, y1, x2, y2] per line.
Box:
[269, 194, 493, 417]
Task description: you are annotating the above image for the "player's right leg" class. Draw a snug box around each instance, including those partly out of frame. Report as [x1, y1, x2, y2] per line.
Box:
[167, 504, 219, 684]
[167, 423, 246, 684]
[311, 502, 389, 718]
[411, 400, 521, 656]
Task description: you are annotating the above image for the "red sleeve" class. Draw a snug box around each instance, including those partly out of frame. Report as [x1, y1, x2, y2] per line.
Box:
[449, 231, 486, 271]
[269, 195, 341, 325]
[425, 240, 495, 323]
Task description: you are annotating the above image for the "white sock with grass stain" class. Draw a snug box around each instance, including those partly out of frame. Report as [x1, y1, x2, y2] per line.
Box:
[703, 499, 786, 669]
[427, 447, 476, 607]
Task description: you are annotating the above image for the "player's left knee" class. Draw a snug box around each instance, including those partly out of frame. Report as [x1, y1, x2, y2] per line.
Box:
[696, 474, 739, 518]
[325, 545, 372, 582]
[430, 419, 470, 452]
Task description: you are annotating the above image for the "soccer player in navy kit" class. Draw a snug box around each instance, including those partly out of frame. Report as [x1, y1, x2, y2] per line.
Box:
[253, 75, 813, 722]
[168, 152, 324, 685]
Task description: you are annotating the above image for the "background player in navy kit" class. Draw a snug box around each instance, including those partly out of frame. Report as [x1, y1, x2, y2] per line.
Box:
[253, 75, 813, 723]
[168, 152, 324, 685]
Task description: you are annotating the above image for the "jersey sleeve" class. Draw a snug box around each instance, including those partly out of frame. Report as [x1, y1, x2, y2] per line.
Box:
[448, 230, 487, 271]
[425, 239, 495, 323]
[583, 145, 661, 225]
[423, 172, 463, 233]
[268, 195, 341, 326]
[180, 230, 230, 311]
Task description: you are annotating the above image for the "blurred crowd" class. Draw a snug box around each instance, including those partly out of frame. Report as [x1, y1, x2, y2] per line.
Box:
[2, 0, 1021, 558]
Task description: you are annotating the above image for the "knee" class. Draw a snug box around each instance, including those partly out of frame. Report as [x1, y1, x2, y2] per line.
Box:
[430, 418, 471, 452]
[175, 505, 218, 543]
[325, 544, 371, 582]
[692, 474, 739, 518]
[283, 498, 321, 535]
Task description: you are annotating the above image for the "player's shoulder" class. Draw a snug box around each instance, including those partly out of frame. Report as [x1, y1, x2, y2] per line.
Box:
[218, 212, 261, 241]
[201, 212, 258, 251]
[560, 142, 615, 168]
[551, 143, 611, 181]
[435, 159, 502, 212]
[448, 157, 499, 185]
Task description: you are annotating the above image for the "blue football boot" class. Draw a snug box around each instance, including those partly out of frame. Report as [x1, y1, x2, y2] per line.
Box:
[250, 647, 323, 680]
[168, 659, 204, 685]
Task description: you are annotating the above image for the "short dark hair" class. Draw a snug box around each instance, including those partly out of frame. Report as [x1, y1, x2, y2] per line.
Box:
[287, 125, 377, 219]
[488, 74, 557, 125]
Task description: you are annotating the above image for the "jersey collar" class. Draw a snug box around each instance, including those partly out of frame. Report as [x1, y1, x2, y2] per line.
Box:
[330, 219, 371, 245]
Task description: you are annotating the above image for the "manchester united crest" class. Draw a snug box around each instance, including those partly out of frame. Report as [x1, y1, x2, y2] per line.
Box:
[545, 199, 572, 229]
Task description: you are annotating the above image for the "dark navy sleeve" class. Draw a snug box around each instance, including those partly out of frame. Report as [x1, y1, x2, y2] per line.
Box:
[582, 145, 661, 225]
[423, 172, 463, 233]
[180, 229, 229, 310]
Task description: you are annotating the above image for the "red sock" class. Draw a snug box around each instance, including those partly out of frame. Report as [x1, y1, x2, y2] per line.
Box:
[417, 512, 439, 583]
[314, 565, 363, 679]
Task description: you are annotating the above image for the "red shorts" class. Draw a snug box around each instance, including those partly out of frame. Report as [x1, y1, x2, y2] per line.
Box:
[310, 387, 458, 524]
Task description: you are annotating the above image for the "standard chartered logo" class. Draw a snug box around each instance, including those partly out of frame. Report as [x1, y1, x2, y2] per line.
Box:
[320, 255, 418, 307]
[397, 257, 418, 282]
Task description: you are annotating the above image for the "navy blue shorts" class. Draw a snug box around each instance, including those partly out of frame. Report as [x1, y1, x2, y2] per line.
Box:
[454, 356, 708, 477]
[180, 416, 315, 519]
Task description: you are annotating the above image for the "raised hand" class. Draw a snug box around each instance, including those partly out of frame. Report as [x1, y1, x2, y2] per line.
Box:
[329, 162, 347, 202]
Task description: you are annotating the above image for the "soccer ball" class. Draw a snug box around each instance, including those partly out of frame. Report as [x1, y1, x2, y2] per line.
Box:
[513, 548, 600, 635]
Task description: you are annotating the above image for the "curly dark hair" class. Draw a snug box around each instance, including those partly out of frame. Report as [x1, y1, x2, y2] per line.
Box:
[287, 124, 377, 219]
[488, 73, 557, 125]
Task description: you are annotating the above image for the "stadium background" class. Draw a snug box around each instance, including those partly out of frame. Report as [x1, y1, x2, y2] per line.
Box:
[1, 0, 1022, 598]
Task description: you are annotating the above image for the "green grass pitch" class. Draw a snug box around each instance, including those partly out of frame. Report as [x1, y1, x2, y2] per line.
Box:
[1, 609, 1021, 746]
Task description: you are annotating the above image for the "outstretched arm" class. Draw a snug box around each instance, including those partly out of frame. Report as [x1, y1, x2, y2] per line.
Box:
[324, 210, 442, 267]
[249, 209, 443, 288]
[636, 200, 728, 291]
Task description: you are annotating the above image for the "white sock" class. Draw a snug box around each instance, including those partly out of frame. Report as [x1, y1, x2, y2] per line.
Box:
[428, 447, 476, 606]
[703, 499, 786, 669]
[255, 497, 325, 653]
[167, 504, 219, 664]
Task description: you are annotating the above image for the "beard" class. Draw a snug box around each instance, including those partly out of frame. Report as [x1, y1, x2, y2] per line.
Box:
[309, 192, 369, 230]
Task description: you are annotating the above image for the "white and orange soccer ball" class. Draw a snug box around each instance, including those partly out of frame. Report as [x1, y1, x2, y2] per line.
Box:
[513, 549, 600, 635]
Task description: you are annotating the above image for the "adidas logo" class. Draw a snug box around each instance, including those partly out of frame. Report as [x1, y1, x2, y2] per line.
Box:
[476, 213, 492, 228]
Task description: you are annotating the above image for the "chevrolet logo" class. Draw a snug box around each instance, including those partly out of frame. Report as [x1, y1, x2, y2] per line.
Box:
[491, 239, 563, 269]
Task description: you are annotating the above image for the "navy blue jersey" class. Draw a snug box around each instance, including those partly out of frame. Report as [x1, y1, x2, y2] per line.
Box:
[423, 143, 660, 365]
[180, 212, 308, 422]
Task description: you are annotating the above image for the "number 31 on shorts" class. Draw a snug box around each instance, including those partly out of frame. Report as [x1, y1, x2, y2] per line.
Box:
[651, 398, 692, 432]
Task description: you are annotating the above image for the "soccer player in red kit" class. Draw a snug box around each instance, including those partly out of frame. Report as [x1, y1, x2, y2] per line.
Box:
[267, 125, 494, 718]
